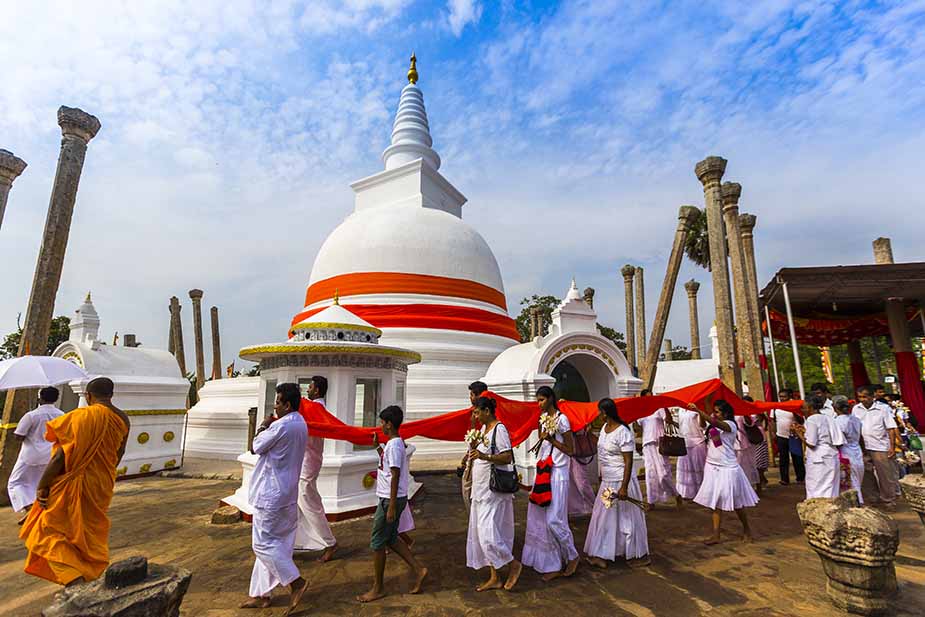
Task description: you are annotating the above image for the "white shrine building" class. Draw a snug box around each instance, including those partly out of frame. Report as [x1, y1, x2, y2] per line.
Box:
[53, 294, 189, 477]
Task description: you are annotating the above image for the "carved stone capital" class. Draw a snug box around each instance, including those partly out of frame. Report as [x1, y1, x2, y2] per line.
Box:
[694, 156, 727, 186]
[169, 296, 182, 314]
[57, 106, 101, 142]
[677, 205, 700, 230]
[739, 213, 757, 236]
[720, 181, 742, 205]
[684, 279, 700, 295]
[621, 264, 636, 280]
[0, 149, 27, 184]
[188, 289, 204, 302]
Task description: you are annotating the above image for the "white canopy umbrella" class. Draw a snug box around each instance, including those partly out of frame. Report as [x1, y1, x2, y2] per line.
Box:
[0, 355, 88, 390]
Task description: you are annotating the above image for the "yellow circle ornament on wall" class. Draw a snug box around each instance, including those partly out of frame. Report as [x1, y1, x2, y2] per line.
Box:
[137, 432, 150, 444]
[116, 467, 127, 477]
[362, 472, 376, 490]
[163, 431, 175, 442]
[139, 463, 151, 473]
[164, 459, 177, 469]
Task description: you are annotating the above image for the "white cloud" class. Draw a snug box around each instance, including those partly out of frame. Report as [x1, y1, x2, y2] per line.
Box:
[446, 0, 483, 36]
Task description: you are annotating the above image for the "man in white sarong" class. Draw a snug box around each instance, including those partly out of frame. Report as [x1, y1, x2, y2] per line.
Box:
[242, 383, 308, 614]
[7, 387, 63, 524]
[294, 375, 337, 562]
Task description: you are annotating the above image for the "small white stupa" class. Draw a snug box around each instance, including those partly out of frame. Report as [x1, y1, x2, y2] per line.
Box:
[223, 296, 422, 518]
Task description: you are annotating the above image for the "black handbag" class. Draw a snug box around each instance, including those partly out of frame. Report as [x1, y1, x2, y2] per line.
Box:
[658, 422, 687, 457]
[488, 424, 519, 494]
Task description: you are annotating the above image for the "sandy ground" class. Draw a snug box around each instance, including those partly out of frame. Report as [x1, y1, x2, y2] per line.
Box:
[1, 471, 924, 617]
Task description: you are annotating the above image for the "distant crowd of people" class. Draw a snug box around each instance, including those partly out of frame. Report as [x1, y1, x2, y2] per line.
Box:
[6, 375, 921, 615]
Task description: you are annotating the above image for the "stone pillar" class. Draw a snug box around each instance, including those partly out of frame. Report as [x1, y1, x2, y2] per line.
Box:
[169, 296, 187, 375]
[695, 157, 739, 393]
[621, 265, 637, 370]
[685, 279, 702, 359]
[664, 338, 673, 360]
[189, 289, 205, 389]
[210, 306, 222, 381]
[0, 149, 27, 231]
[738, 213, 766, 364]
[640, 206, 700, 390]
[582, 287, 595, 309]
[634, 267, 647, 375]
[872, 237, 894, 265]
[529, 307, 539, 340]
[0, 107, 100, 505]
[721, 182, 764, 400]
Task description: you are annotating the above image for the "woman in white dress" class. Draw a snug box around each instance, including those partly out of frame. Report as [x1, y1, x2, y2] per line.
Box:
[636, 392, 682, 508]
[833, 395, 864, 503]
[793, 395, 844, 500]
[584, 398, 649, 569]
[466, 396, 522, 591]
[690, 398, 758, 544]
[676, 405, 707, 500]
[520, 386, 580, 581]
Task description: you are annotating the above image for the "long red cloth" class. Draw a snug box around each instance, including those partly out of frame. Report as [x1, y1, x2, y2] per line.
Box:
[298, 378, 805, 448]
[894, 351, 925, 427]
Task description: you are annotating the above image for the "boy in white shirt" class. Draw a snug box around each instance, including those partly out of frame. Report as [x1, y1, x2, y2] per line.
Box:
[8, 387, 64, 524]
[358, 405, 427, 603]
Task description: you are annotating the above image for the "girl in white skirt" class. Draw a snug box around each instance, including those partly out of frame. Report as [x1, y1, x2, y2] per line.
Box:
[584, 399, 649, 569]
[520, 386, 580, 581]
[466, 396, 522, 591]
[793, 395, 844, 500]
[636, 392, 682, 508]
[834, 396, 864, 503]
[676, 405, 707, 499]
[690, 399, 758, 544]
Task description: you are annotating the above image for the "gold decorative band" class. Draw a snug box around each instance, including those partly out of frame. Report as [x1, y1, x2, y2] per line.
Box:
[124, 409, 187, 416]
[240, 344, 421, 363]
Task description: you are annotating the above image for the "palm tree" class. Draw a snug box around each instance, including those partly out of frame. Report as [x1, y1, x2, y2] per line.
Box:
[684, 207, 711, 270]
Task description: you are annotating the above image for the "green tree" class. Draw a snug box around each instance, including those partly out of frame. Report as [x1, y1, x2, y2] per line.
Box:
[668, 345, 693, 361]
[1, 315, 71, 360]
[683, 207, 711, 270]
[595, 323, 626, 352]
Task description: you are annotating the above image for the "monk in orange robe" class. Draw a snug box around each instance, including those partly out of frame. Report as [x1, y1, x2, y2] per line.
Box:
[19, 376, 130, 586]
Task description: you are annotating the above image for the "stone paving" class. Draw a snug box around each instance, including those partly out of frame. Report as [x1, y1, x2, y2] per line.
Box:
[2, 472, 924, 616]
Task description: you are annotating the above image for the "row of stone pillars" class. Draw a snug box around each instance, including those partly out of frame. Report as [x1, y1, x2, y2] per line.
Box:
[0, 107, 102, 506]
[168, 291, 223, 388]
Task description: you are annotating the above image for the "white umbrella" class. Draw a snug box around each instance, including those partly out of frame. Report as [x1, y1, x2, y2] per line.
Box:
[0, 355, 88, 390]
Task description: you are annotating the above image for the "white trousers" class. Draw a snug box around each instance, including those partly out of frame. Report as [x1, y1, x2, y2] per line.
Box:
[522, 465, 578, 573]
[8, 459, 44, 513]
[294, 476, 336, 551]
[250, 504, 300, 598]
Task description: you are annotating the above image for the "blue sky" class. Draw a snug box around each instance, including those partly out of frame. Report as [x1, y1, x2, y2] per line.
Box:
[2, 1, 924, 371]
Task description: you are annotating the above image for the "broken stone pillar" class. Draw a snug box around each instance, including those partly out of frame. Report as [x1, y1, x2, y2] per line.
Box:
[695, 157, 739, 394]
[738, 212, 767, 369]
[663, 338, 673, 361]
[721, 182, 764, 400]
[210, 306, 222, 380]
[169, 297, 187, 375]
[528, 307, 538, 340]
[634, 267, 647, 375]
[796, 491, 899, 616]
[898, 475, 925, 526]
[640, 206, 700, 390]
[872, 237, 894, 265]
[189, 289, 205, 389]
[582, 287, 595, 309]
[684, 279, 702, 359]
[43, 556, 192, 617]
[621, 265, 637, 370]
[0, 148, 27, 231]
[0, 107, 100, 506]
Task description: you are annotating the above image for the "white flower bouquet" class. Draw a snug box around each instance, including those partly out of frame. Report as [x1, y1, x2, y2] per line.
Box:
[600, 486, 648, 511]
[464, 428, 487, 447]
[539, 412, 558, 435]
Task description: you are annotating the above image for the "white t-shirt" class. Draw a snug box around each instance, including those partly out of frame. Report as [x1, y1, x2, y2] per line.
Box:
[804, 414, 841, 463]
[472, 423, 514, 502]
[537, 412, 572, 468]
[677, 408, 705, 447]
[705, 420, 739, 468]
[14, 404, 64, 466]
[771, 409, 795, 438]
[637, 408, 666, 446]
[860, 405, 897, 453]
[598, 424, 635, 482]
[377, 437, 408, 498]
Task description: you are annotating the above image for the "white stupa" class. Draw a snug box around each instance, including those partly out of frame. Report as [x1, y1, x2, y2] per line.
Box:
[288, 54, 519, 457]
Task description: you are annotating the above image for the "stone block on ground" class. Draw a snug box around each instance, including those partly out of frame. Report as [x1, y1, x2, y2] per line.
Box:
[43, 557, 191, 617]
[898, 474, 925, 526]
[796, 490, 899, 616]
[211, 505, 241, 525]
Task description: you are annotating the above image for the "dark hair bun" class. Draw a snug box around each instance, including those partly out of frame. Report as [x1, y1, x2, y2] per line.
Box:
[475, 396, 496, 413]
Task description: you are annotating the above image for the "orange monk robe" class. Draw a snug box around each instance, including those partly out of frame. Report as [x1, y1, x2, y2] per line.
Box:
[19, 403, 129, 585]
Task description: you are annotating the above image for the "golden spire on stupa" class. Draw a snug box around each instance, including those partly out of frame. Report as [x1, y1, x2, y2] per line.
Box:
[407, 52, 418, 84]
[333, 289, 340, 305]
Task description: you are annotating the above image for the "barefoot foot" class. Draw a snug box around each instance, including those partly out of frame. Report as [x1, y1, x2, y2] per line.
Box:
[476, 577, 502, 592]
[541, 570, 562, 582]
[240, 596, 272, 609]
[703, 535, 722, 546]
[357, 589, 386, 603]
[585, 556, 608, 569]
[410, 567, 428, 594]
[563, 557, 579, 577]
[285, 578, 308, 616]
[319, 544, 338, 563]
[627, 556, 651, 568]
[503, 560, 522, 591]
